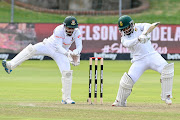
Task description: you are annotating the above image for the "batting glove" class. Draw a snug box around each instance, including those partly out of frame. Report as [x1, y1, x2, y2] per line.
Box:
[138, 34, 150, 44]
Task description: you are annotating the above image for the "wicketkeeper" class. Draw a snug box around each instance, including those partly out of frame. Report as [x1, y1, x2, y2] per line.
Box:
[2, 16, 82, 104]
[112, 15, 174, 107]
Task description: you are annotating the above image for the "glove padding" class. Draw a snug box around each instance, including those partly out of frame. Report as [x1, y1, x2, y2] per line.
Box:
[70, 54, 80, 66]
[66, 50, 80, 66]
[138, 34, 150, 44]
[72, 49, 80, 56]
[66, 50, 73, 62]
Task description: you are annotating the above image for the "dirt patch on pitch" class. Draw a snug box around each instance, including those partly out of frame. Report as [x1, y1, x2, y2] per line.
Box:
[1, 102, 179, 113]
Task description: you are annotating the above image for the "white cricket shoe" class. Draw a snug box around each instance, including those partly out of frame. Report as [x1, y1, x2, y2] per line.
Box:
[61, 98, 75, 104]
[2, 60, 12, 74]
[165, 95, 172, 105]
[112, 100, 126, 107]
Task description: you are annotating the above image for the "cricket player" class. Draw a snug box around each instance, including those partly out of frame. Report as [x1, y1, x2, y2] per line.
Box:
[2, 16, 82, 104]
[112, 15, 174, 107]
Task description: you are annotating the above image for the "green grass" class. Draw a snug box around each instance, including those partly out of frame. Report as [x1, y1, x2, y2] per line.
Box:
[0, 0, 180, 24]
[0, 60, 180, 120]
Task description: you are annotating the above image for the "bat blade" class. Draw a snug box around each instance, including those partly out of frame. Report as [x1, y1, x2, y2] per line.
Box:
[144, 22, 160, 35]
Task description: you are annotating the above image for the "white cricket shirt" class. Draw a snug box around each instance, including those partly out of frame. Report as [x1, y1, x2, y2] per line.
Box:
[45, 24, 82, 55]
[121, 23, 157, 62]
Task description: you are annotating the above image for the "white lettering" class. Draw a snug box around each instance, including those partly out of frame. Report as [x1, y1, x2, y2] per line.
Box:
[0, 54, 9, 60]
[152, 43, 167, 54]
[109, 26, 117, 41]
[111, 43, 119, 52]
[152, 26, 180, 42]
[79, 25, 180, 42]
[94, 52, 117, 60]
[167, 54, 180, 60]
[175, 27, 180, 41]
[101, 26, 108, 40]
[167, 27, 173, 41]
[161, 27, 167, 41]
[152, 27, 160, 41]
[86, 26, 92, 40]
[30, 55, 44, 60]
[79, 25, 119, 41]
[101, 45, 110, 53]
[93, 26, 100, 40]
[101, 43, 130, 53]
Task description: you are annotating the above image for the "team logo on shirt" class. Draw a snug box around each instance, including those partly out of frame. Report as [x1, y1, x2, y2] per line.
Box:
[135, 28, 137, 31]
[120, 21, 123, 26]
[71, 20, 76, 25]
[71, 37, 75, 43]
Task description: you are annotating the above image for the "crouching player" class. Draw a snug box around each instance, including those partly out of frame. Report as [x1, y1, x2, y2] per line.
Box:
[2, 16, 82, 104]
[112, 15, 174, 107]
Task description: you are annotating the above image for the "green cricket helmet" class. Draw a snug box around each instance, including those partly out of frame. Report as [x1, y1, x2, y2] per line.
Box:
[118, 15, 134, 35]
[63, 16, 78, 36]
[63, 16, 78, 28]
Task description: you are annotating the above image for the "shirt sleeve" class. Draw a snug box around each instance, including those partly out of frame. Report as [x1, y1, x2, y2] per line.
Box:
[53, 26, 68, 55]
[73, 29, 83, 54]
[121, 37, 139, 48]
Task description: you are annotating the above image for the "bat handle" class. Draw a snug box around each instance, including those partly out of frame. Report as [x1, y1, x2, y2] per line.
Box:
[144, 33, 147, 36]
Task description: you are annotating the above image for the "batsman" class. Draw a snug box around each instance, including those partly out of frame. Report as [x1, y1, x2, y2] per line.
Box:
[112, 15, 174, 107]
[2, 16, 82, 104]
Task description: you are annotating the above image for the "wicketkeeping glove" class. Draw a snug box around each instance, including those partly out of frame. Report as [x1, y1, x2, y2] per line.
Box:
[66, 50, 80, 66]
[66, 50, 73, 63]
[72, 49, 80, 56]
[70, 54, 80, 66]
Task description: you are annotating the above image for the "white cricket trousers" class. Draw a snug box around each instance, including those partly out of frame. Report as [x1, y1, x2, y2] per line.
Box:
[128, 52, 168, 83]
[33, 42, 70, 73]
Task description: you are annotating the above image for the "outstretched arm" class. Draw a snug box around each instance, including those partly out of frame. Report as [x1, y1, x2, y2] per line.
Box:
[121, 37, 139, 48]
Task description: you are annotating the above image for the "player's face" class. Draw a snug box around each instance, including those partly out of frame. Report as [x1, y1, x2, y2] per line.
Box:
[65, 27, 75, 36]
[119, 25, 134, 36]
[122, 26, 131, 35]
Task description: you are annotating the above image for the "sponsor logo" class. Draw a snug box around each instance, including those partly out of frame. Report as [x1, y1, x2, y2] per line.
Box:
[94, 52, 117, 60]
[30, 55, 44, 60]
[135, 27, 137, 31]
[167, 54, 180, 60]
[0, 54, 9, 60]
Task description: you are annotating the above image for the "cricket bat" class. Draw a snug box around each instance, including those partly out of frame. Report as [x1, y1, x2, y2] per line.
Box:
[144, 22, 160, 35]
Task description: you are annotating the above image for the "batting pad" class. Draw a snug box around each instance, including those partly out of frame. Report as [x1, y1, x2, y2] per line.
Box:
[61, 70, 73, 100]
[161, 63, 174, 101]
[10, 44, 36, 70]
[116, 72, 134, 106]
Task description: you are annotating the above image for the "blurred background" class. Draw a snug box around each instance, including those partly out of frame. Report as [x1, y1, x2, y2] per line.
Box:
[0, 0, 180, 60]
